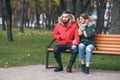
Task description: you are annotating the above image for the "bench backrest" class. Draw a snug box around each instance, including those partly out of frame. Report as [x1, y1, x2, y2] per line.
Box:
[93, 34, 120, 55]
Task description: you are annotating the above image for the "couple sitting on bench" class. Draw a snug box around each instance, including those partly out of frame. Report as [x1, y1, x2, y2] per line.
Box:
[52, 10, 96, 74]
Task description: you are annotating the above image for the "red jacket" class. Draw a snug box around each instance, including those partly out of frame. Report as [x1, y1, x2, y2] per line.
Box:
[53, 22, 80, 45]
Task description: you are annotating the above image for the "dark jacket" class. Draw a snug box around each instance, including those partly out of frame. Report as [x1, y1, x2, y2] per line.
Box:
[77, 17, 96, 46]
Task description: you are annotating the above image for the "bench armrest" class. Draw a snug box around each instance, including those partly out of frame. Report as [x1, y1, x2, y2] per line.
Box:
[46, 39, 56, 49]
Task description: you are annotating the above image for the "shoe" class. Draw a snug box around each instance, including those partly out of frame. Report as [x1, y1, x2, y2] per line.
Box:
[66, 67, 72, 73]
[66, 64, 72, 73]
[81, 64, 85, 73]
[84, 67, 90, 74]
[54, 67, 63, 72]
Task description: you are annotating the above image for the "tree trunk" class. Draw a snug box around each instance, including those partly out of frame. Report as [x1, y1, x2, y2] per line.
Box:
[96, 0, 106, 34]
[83, 0, 91, 13]
[108, 0, 120, 34]
[1, 0, 6, 30]
[35, 6, 40, 29]
[76, 0, 81, 17]
[60, 0, 66, 13]
[5, 0, 13, 41]
[77, 0, 91, 16]
[71, 0, 77, 16]
[36, 12, 40, 29]
[19, 0, 25, 32]
[45, 0, 49, 29]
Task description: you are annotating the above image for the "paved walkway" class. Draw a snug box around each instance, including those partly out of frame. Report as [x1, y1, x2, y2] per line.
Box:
[0, 65, 120, 80]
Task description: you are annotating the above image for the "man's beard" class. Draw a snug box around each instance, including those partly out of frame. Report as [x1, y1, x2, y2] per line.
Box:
[63, 20, 69, 25]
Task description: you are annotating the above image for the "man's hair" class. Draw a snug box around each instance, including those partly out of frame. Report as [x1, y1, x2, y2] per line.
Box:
[63, 10, 71, 14]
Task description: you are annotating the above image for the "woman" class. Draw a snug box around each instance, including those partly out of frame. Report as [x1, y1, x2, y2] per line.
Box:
[77, 13, 96, 74]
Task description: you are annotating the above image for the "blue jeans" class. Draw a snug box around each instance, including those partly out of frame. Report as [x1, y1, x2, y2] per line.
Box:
[78, 43, 95, 63]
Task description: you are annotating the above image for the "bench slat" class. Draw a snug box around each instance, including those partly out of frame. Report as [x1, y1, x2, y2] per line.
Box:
[92, 50, 120, 55]
[94, 34, 120, 38]
[95, 41, 120, 44]
[96, 47, 120, 52]
[94, 38, 120, 41]
[96, 44, 120, 48]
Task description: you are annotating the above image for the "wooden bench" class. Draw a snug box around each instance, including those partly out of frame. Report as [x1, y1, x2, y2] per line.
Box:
[46, 34, 120, 69]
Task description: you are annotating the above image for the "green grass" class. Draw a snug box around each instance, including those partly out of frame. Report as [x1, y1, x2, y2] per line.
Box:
[0, 28, 52, 67]
[0, 28, 120, 71]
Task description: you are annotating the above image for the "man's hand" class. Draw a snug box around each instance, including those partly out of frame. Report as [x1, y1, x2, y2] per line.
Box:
[72, 40, 76, 44]
[72, 44, 77, 49]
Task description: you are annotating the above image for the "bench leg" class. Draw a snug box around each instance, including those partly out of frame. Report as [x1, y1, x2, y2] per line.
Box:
[46, 50, 49, 69]
[46, 51, 57, 69]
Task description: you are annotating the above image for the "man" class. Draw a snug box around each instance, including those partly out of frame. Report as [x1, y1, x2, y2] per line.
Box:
[53, 10, 80, 73]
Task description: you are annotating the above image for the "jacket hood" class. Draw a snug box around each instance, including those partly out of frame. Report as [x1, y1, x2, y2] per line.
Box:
[58, 14, 75, 24]
[87, 16, 95, 26]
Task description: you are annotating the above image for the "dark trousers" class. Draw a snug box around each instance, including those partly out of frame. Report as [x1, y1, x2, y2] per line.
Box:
[54, 44, 78, 67]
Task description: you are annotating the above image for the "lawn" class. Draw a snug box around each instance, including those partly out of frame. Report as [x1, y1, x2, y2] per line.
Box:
[0, 28, 52, 67]
[0, 28, 120, 71]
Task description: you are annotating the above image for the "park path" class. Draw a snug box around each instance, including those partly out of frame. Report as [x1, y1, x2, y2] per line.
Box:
[0, 65, 120, 80]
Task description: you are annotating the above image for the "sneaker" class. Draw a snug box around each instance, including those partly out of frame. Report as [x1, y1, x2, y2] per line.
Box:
[66, 66, 72, 73]
[54, 67, 63, 72]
